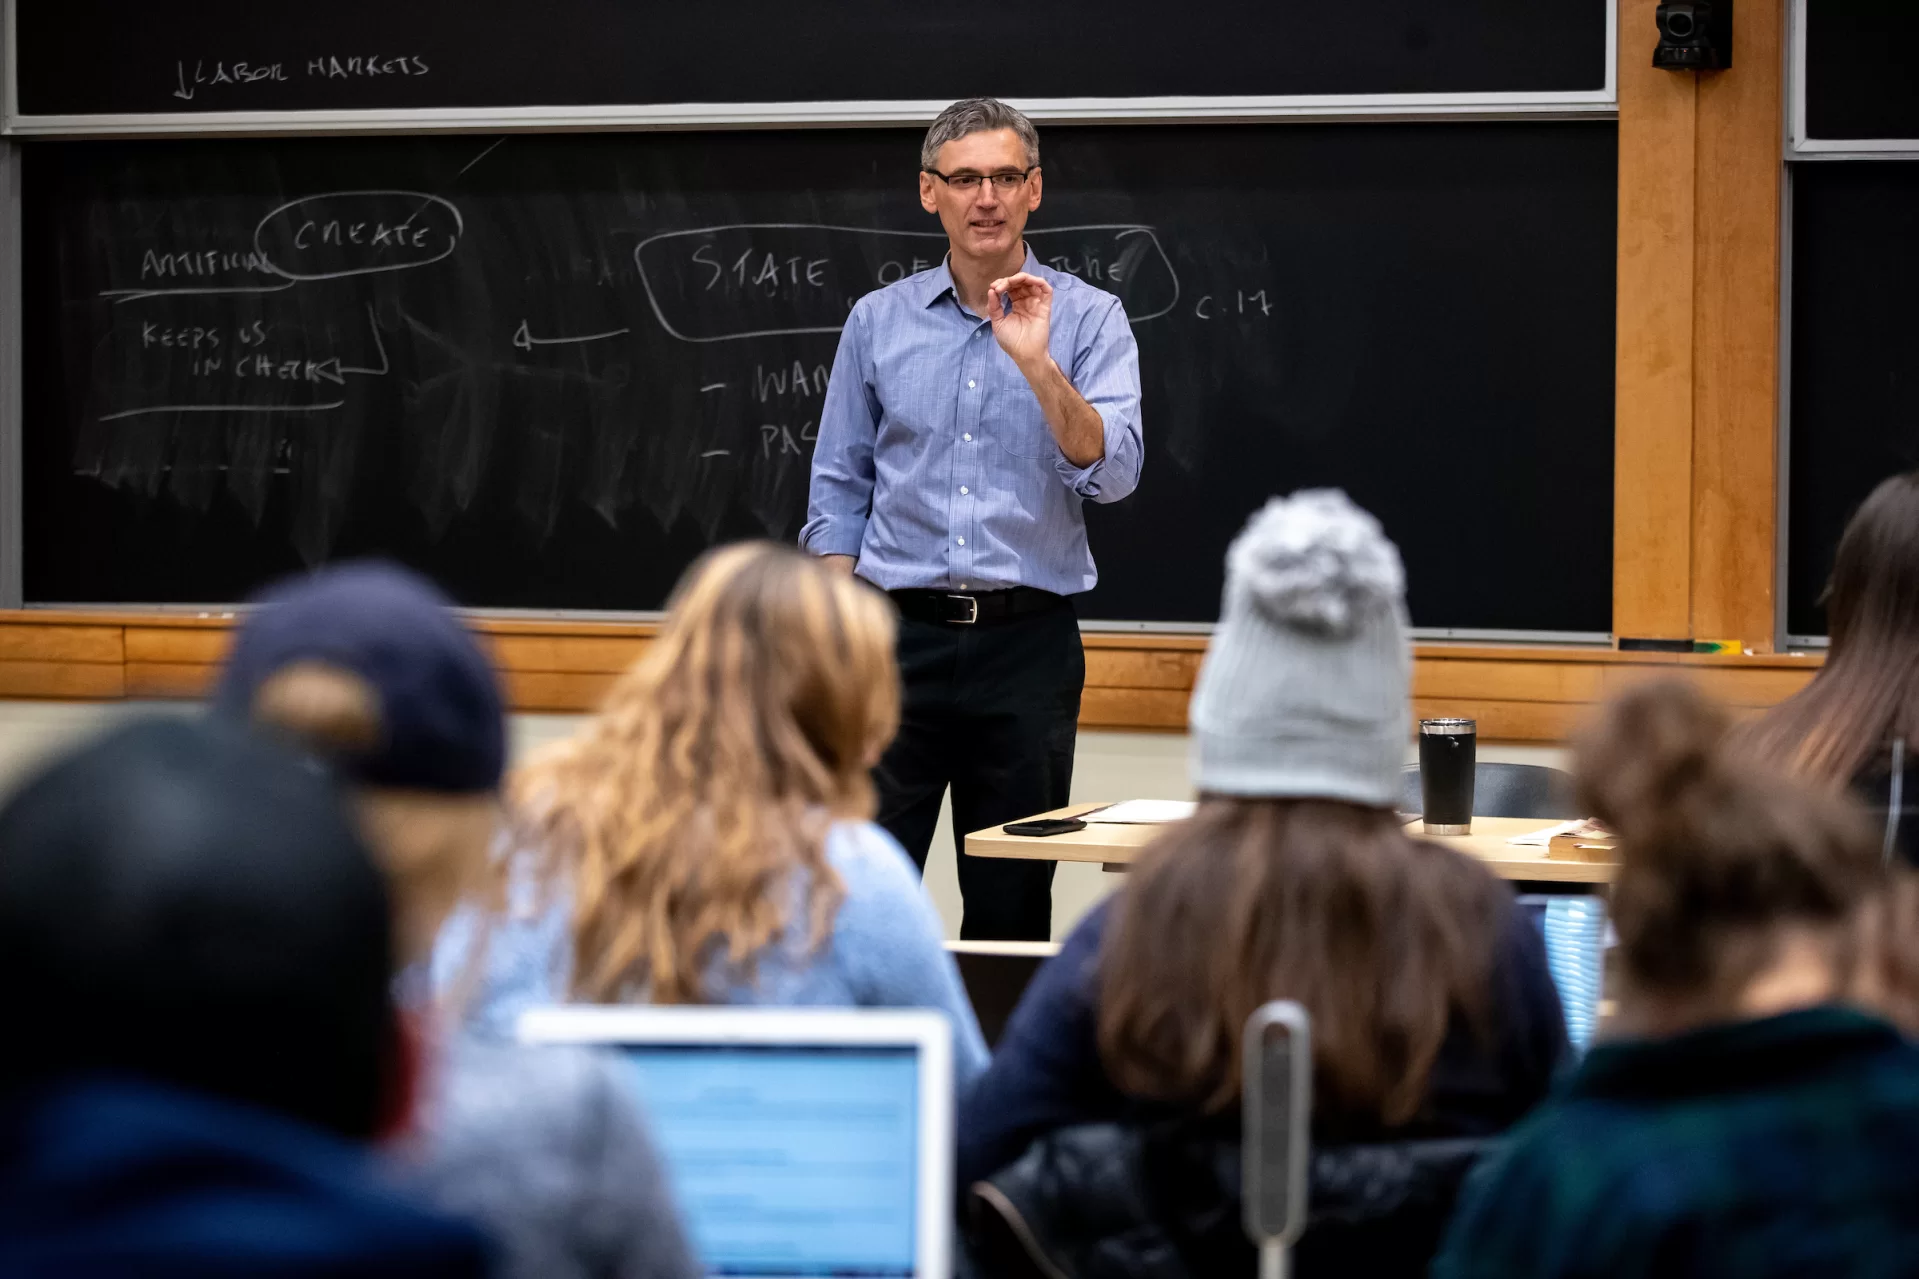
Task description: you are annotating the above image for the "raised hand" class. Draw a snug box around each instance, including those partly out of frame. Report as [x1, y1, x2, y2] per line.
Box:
[986, 272, 1054, 371]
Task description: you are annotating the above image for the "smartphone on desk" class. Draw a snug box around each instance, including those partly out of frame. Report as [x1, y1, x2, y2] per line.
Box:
[1003, 818, 1087, 837]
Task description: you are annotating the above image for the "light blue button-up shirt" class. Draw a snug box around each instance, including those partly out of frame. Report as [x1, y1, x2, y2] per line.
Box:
[800, 248, 1143, 594]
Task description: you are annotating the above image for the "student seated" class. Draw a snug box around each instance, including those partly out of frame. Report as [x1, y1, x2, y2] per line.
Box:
[959, 492, 1568, 1278]
[1747, 470, 1919, 863]
[218, 561, 698, 1279]
[1432, 680, 1919, 1278]
[431, 542, 988, 1086]
[0, 718, 489, 1278]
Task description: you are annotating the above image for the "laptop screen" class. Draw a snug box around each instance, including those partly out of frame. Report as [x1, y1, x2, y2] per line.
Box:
[1516, 894, 1608, 1050]
[618, 1044, 922, 1277]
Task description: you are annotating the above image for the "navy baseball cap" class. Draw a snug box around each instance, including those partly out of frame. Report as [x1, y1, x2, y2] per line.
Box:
[216, 561, 506, 794]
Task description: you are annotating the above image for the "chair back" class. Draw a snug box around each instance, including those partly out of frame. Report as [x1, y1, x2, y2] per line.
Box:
[1399, 762, 1578, 820]
[946, 941, 1059, 1048]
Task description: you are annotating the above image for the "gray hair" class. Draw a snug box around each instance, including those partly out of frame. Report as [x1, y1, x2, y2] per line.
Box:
[920, 98, 1040, 171]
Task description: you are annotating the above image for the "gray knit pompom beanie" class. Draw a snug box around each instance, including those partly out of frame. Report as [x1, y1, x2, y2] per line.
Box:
[1189, 490, 1411, 806]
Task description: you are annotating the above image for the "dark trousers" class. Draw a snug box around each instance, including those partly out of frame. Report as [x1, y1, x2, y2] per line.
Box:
[875, 599, 1083, 941]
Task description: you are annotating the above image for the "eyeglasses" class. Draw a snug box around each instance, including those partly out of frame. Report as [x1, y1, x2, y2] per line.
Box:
[922, 165, 1039, 193]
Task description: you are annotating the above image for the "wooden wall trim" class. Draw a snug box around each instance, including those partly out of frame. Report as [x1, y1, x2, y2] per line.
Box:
[0, 611, 1821, 743]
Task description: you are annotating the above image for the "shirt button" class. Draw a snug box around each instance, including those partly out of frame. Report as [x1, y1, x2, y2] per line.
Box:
[956, 537, 965, 546]
[963, 433, 973, 442]
[960, 486, 969, 495]
[968, 379, 977, 389]
[960, 583, 969, 590]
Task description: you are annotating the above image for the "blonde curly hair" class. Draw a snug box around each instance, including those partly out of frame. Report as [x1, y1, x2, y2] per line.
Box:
[512, 543, 900, 1005]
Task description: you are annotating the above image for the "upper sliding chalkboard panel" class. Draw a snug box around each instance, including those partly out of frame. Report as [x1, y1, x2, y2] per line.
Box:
[13, 0, 1611, 118]
[21, 124, 1616, 629]
[1803, 0, 1919, 143]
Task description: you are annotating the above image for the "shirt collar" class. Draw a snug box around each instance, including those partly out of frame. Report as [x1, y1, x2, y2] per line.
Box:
[918, 244, 1044, 310]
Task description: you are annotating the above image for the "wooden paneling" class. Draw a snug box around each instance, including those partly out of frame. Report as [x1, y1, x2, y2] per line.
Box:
[484, 635, 650, 674]
[1414, 696, 1588, 744]
[1082, 647, 1203, 691]
[1690, 0, 1785, 650]
[0, 624, 121, 663]
[498, 670, 620, 713]
[0, 612, 1823, 740]
[0, 659, 125, 698]
[1601, 662, 1811, 707]
[1079, 685, 1189, 731]
[125, 662, 217, 699]
[1615, 0, 1700, 640]
[1414, 657, 1607, 704]
[125, 628, 231, 665]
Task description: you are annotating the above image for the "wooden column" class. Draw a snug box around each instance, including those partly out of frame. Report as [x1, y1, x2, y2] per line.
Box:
[1613, 0, 1786, 649]
[1614, 0, 1699, 641]
[1690, 0, 1784, 650]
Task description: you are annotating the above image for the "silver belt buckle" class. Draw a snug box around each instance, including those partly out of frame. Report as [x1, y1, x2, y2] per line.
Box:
[946, 593, 979, 625]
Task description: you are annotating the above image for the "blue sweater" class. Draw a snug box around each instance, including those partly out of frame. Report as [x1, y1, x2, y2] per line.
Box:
[958, 895, 1570, 1188]
[432, 820, 989, 1090]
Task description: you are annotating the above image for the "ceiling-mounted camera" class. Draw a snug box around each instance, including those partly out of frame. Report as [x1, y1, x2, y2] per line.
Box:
[1655, 0, 1732, 71]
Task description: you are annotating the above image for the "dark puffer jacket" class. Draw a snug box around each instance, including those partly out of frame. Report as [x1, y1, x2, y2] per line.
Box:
[968, 1117, 1486, 1279]
[958, 900, 1568, 1192]
[956, 894, 1569, 1278]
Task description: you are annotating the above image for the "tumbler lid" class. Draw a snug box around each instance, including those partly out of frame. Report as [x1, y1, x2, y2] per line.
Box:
[1419, 718, 1477, 736]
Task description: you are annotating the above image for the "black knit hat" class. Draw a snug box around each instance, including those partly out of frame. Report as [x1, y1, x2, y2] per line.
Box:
[0, 717, 396, 1138]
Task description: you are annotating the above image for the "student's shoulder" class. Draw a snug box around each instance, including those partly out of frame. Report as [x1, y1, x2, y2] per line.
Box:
[431, 1039, 626, 1141]
[825, 820, 924, 895]
[1472, 1093, 1699, 1215]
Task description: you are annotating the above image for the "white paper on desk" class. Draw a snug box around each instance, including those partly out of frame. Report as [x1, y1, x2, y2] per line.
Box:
[1083, 799, 1198, 824]
[1506, 818, 1606, 847]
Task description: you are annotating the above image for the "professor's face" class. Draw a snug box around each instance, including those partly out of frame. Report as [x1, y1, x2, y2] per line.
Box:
[918, 128, 1043, 262]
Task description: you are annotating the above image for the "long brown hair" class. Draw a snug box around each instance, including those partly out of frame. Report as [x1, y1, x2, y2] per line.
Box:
[1097, 798, 1509, 1131]
[511, 543, 901, 1004]
[1578, 679, 1882, 1018]
[1747, 471, 1919, 783]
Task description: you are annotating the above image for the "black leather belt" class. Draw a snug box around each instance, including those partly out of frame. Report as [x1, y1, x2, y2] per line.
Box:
[889, 587, 1065, 626]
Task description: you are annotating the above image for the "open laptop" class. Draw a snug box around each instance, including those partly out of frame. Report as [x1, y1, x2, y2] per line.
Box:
[519, 1006, 953, 1279]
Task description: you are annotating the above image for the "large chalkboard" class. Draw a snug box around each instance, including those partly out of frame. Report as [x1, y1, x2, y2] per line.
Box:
[14, 0, 1610, 116]
[1787, 160, 1919, 638]
[22, 124, 1617, 629]
[1804, 1, 1919, 143]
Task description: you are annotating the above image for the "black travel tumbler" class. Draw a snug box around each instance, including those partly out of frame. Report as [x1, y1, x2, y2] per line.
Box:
[1418, 718, 1477, 835]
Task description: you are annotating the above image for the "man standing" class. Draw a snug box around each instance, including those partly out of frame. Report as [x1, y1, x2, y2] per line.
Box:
[801, 98, 1143, 940]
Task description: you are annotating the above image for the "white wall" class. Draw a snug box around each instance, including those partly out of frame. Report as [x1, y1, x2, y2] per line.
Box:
[0, 701, 1568, 942]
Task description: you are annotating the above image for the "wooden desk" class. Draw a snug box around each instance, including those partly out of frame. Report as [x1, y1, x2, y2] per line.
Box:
[965, 804, 1617, 885]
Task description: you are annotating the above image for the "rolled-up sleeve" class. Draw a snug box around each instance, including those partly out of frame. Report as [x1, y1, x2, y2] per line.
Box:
[799, 303, 881, 557]
[1053, 298, 1143, 504]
